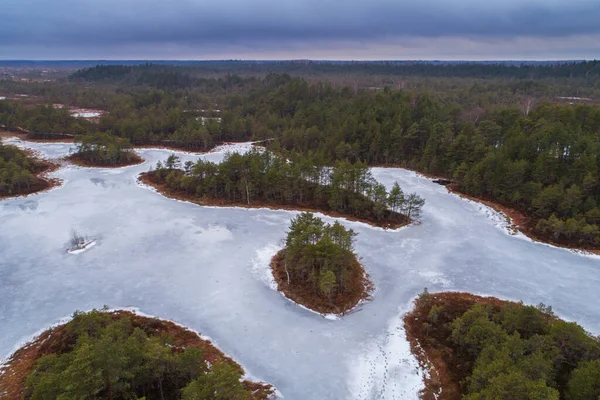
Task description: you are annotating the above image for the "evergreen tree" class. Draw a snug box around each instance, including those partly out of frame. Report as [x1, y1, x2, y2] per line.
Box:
[283, 212, 358, 300]
[388, 182, 405, 213]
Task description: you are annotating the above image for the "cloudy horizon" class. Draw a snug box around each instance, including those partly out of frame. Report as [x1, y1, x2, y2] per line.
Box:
[1, 0, 599, 60]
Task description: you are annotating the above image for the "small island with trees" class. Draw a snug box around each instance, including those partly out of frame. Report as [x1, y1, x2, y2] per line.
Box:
[66, 228, 96, 254]
[0, 142, 59, 198]
[0, 309, 274, 400]
[404, 290, 600, 399]
[271, 212, 371, 316]
[68, 132, 143, 168]
[140, 149, 424, 229]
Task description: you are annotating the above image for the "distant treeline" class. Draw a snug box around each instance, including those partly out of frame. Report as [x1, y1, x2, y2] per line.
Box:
[70, 61, 600, 87]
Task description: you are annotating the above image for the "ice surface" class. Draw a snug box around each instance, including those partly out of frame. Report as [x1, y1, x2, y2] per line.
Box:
[348, 302, 425, 399]
[1, 140, 600, 399]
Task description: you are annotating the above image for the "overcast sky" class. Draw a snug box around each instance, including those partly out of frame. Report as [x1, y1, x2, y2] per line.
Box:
[1, 0, 599, 60]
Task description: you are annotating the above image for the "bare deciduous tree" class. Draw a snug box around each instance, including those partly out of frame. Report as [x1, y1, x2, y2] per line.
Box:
[521, 97, 536, 116]
[70, 229, 85, 249]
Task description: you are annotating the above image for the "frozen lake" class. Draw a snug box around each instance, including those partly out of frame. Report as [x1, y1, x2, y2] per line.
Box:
[1, 139, 599, 399]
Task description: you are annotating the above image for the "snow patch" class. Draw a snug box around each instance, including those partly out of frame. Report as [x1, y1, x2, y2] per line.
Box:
[197, 116, 223, 124]
[251, 244, 281, 290]
[348, 304, 424, 399]
[67, 239, 96, 254]
[558, 96, 593, 101]
[569, 249, 600, 260]
[288, 298, 342, 321]
[72, 112, 101, 118]
[137, 147, 207, 157]
[460, 196, 517, 235]
[211, 141, 258, 155]
[136, 177, 159, 193]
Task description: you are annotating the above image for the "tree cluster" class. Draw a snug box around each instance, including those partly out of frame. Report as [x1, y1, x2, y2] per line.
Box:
[0, 143, 44, 195]
[283, 212, 359, 301]
[0, 101, 87, 139]
[266, 86, 600, 247]
[72, 132, 140, 167]
[25, 310, 251, 400]
[97, 93, 221, 149]
[152, 150, 422, 224]
[416, 293, 600, 399]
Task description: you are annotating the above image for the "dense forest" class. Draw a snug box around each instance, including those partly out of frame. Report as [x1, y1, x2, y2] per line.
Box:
[70, 61, 600, 85]
[3, 60, 600, 110]
[266, 85, 600, 248]
[1, 62, 600, 247]
[0, 100, 88, 139]
[143, 149, 421, 227]
[70, 132, 142, 167]
[20, 310, 268, 400]
[272, 212, 369, 314]
[406, 291, 600, 399]
[0, 143, 51, 196]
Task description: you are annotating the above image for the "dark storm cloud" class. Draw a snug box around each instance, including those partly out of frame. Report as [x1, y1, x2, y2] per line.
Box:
[0, 0, 599, 58]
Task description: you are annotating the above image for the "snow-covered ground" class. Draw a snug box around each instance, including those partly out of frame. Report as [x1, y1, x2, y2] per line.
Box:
[557, 96, 593, 101]
[72, 111, 102, 118]
[1, 140, 599, 399]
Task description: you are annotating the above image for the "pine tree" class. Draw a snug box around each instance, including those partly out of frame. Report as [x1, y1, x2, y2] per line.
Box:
[388, 181, 405, 213]
[319, 269, 338, 299]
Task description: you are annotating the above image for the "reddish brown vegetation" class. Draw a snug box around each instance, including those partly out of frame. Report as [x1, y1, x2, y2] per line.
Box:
[403, 292, 511, 400]
[139, 171, 408, 230]
[270, 249, 372, 315]
[446, 184, 600, 255]
[0, 311, 273, 400]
